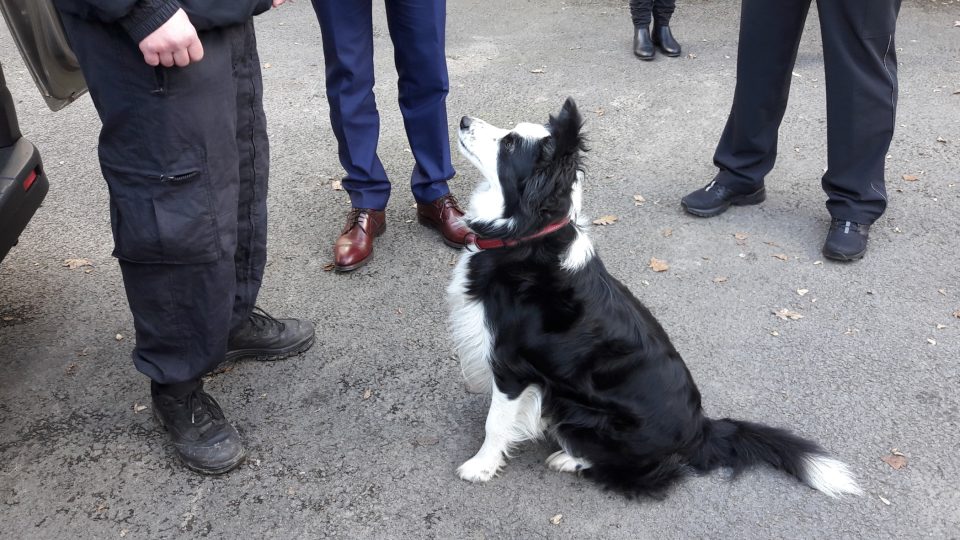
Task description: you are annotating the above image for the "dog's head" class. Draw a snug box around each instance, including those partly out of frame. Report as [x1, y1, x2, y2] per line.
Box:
[457, 97, 586, 239]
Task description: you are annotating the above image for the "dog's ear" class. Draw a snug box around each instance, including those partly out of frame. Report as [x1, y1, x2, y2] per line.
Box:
[547, 97, 585, 161]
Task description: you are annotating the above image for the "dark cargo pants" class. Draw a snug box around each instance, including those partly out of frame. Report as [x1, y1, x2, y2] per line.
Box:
[60, 16, 268, 384]
[712, 0, 901, 225]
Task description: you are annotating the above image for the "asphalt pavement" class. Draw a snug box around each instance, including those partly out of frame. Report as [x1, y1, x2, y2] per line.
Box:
[1, 1, 959, 538]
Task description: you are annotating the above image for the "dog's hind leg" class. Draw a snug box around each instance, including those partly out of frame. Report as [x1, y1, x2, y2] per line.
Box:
[457, 384, 543, 483]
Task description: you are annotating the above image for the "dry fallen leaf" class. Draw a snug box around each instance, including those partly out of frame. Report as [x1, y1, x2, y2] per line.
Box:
[797, 289, 809, 296]
[63, 258, 94, 270]
[936, 136, 947, 143]
[881, 452, 907, 470]
[592, 215, 618, 226]
[263, 62, 272, 69]
[772, 254, 788, 261]
[133, 403, 147, 413]
[713, 276, 728, 283]
[938, 289, 947, 295]
[649, 258, 669, 272]
[633, 194, 646, 206]
[594, 107, 605, 117]
[773, 308, 803, 320]
[936, 324, 947, 330]
[415, 435, 440, 446]
[115, 333, 124, 341]
[530, 68, 545, 74]
[322, 263, 335, 272]
[734, 233, 748, 241]
[902, 174, 919, 182]
[879, 495, 892, 506]
[927, 338, 937, 345]
[65, 363, 78, 375]
[770, 330, 780, 337]
[362, 389, 372, 400]
[662, 228, 673, 238]
[550, 514, 563, 525]
[331, 180, 343, 191]
[953, 310, 960, 318]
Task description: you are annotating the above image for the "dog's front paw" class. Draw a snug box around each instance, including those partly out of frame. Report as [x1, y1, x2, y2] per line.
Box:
[546, 450, 590, 473]
[457, 455, 504, 483]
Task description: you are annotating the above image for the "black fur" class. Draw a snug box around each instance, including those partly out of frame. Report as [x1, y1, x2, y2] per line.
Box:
[463, 97, 839, 498]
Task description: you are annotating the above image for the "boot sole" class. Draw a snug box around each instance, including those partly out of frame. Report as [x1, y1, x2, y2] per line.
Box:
[224, 333, 316, 363]
[152, 410, 247, 475]
[634, 52, 655, 61]
[822, 246, 867, 261]
[418, 214, 466, 249]
[681, 187, 766, 218]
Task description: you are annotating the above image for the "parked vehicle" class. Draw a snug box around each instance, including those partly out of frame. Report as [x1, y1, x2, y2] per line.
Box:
[0, 0, 86, 262]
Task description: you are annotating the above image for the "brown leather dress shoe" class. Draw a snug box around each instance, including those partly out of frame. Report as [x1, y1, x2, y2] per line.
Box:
[333, 208, 386, 272]
[416, 194, 469, 248]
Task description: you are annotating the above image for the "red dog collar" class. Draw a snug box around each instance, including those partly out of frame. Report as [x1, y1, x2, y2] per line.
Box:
[465, 217, 572, 252]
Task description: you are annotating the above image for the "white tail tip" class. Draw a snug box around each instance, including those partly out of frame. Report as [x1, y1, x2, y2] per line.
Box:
[802, 455, 864, 498]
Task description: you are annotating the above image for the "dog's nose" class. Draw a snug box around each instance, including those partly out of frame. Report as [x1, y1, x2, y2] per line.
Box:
[460, 116, 472, 130]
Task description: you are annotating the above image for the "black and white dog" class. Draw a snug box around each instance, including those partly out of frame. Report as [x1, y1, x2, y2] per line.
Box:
[447, 97, 862, 499]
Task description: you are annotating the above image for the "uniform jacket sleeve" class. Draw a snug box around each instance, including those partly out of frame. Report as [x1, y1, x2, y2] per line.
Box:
[179, 0, 274, 31]
[53, 0, 272, 43]
[53, 0, 182, 43]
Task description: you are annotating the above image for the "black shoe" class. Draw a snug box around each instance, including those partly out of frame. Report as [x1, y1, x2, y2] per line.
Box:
[822, 219, 870, 261]
[151, 381, 246, 475]
[652, 25, 682, 57]
[225, 307, 316, 362]
[681, 180, 766, 217]
[633, 26, 655, 61]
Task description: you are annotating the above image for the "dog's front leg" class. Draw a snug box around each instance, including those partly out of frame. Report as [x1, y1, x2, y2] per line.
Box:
[457, 384, 543, 483]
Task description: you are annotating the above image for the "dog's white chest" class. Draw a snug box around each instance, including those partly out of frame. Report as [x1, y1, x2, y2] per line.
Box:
[447, 251, 495, 393]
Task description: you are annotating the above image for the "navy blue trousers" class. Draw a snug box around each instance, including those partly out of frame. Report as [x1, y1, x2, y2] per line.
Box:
[60, 16, 268, 384]
[311, 0, 455, 210]
[712, 0, 901, 224]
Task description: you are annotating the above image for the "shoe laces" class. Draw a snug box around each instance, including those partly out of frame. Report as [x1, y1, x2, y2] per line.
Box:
[185, 389, 225, 428]
[830, 219, 863, 233]
[344, 208, 373, 234]
[249, 306, 286, 333]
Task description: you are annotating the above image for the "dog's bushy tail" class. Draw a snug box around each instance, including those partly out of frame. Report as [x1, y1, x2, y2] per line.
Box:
[691, 418, 863, 498]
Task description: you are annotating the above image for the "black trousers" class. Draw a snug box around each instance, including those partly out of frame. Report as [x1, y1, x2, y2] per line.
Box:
[60, 16, 269, 384]
[629, 0, 676, 27]
[712, 0, 901, 224]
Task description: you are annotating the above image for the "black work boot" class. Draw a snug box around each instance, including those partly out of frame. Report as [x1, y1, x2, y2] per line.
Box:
[681, 180, 766, 217]
[633, 25, 655, 61]
[822, 219, 870, 261]
[151, 381, 246, 475]
[225, 307, 316, 362]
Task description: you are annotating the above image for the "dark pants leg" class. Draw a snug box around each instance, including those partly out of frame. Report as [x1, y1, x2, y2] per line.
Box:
[629, 0, 653, 27]
[712, 0, 812, 193]
[653, 0, 676, 26]
[59, 16, 268, 384]
[384, 0, 455, 204]
[818, 0, 900, 224]
[311, 0, 391, 210]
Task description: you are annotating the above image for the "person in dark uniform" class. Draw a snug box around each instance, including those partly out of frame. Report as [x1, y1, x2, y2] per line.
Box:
[310, 0, 470, 272]
[630, 0, 681, 61]
[681, 0, 902, 261]
[52, 0, 316, 474]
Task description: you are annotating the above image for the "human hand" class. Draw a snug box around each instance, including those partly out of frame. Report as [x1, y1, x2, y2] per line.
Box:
[138, 8, 204, 67]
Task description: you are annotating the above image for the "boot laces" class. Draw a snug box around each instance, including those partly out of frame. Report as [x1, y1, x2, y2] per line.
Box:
[249, 306, 286, 333]
[186, 389, 224, 427]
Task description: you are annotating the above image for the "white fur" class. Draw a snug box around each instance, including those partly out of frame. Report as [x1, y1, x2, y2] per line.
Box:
[546, 450, 592, 473]
[457, 384, 545, 483]
[801, 455, 864, 498]
[457, 118, 513, 231]
[447, 251, 494, 393]
[560, 173, 595, 272]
